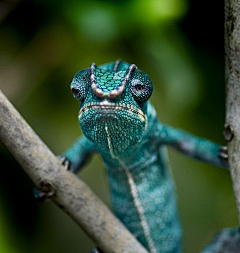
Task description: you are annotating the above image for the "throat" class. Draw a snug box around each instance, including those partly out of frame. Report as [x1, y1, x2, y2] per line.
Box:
[104, 123, 135, 167]
[104, 124, 157, 253]
[104, 124, 118, 160]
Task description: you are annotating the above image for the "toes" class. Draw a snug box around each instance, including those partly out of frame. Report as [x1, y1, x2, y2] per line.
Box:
[218, 146, 228, 161]
[58, 156, 73, 172]
[33, 187, 48, 202]
[90, 247, 104, 253]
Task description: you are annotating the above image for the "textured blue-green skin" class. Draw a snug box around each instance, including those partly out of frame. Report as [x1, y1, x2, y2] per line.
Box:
[65, 61, 231, 253]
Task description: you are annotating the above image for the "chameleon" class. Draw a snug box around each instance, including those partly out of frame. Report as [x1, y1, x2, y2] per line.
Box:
[62, 60, 239, 253]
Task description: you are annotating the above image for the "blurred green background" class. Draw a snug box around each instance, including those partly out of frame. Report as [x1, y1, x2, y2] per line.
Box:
[0, 0, 238, 252]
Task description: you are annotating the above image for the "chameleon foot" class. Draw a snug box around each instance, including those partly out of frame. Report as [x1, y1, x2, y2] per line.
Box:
[218, 146, 229, 167]
[33, 181, 55, 202]
[34, 156, 71, 202]
[90, 247, 104, 253]
[59, 155, 73, 172]
[202, 227, 240, 253]
[33, 187, 48, 202]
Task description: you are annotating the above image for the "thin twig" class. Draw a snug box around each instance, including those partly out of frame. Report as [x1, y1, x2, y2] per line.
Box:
[0, 90, 148, 253]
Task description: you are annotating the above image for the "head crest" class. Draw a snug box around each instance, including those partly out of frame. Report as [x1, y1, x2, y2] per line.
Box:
[90, 61, 137, 99]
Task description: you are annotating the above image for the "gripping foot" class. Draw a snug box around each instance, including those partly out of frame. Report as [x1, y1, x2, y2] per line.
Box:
[33, 181, 55, 202]
[33, 187, 48, 202]
[33, 155, 72, 202]
[59, 155, 73, 172]
[202, 227, 240, 253]
[218, 146, 228, 162]
[90, 247, 104, 253]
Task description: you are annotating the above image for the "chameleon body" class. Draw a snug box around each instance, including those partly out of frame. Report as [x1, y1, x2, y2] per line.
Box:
[64, 60, 232, 253]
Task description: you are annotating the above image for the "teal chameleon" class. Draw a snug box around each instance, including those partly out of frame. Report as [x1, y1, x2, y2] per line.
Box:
[63, 60, 240, 253]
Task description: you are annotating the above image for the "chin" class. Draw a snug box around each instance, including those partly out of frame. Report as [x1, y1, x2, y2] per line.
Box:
[78, 102, 147, 155]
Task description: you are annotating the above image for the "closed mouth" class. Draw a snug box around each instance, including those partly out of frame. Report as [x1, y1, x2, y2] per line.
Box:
[78, 101, 147, 123]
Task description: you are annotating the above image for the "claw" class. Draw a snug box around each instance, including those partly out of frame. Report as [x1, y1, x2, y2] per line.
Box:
[90, 247, 104, 253]
[58, 156, 73, 172]
[218, 146, 228, 161]
[34, 187, 48, 202]
[33, 182, 55, 202]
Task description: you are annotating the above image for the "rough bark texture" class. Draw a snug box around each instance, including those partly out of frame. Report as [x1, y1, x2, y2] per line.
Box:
[225, 0, 240, 222]
[0, 90, 148, 253]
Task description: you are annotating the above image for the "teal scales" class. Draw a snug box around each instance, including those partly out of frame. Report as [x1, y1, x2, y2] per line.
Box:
[64, 60, 239, 253]
[94, 67, 126, 92]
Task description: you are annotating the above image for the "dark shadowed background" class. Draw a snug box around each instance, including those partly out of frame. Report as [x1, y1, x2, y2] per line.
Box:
[0, 0, 238, 252]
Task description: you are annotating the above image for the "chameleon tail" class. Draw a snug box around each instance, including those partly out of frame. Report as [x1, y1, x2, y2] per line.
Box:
[201, 227, 240, 253]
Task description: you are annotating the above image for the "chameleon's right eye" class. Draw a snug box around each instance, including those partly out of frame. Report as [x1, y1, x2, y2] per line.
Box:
[70, 69, 90, 101]
[70, 82, 88, 101]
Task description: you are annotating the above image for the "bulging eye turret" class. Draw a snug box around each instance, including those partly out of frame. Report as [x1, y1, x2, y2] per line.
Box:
[130, 72, 153, 106]
[71, 87, 80, 97]
[70, 68, 90, 102]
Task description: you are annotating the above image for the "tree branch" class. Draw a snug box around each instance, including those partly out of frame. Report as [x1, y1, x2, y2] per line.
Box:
[0, 90, 148, 253]
[225, 0, 240, 222]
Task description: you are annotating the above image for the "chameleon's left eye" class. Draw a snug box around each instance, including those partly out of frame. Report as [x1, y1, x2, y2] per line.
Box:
[130, 78, 153, 106]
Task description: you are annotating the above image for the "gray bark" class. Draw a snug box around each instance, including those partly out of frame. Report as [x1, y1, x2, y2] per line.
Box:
[0, 90, 148, 253]
[225, 0, 240, 222]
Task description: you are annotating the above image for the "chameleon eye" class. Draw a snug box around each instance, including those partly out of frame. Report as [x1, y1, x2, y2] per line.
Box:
[71, 87, 80, 97]
[70, 83, 89, 102]
[135, 84, 144, 91]
[130, 79, 153, 106]
[70, 69, 90, 102]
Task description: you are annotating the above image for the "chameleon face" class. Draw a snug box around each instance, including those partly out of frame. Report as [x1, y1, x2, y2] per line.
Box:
[70, 60, 153, 155]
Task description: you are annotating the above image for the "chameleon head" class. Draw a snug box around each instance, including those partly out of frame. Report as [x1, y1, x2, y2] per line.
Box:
[70, 60, 153, 155]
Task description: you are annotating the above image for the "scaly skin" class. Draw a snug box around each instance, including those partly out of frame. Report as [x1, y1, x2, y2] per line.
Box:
[64, 60, 235, 253]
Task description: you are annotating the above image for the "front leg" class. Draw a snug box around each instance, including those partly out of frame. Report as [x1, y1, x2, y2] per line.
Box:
[158, 124, 229, 169]
[63, 136, 96, 173]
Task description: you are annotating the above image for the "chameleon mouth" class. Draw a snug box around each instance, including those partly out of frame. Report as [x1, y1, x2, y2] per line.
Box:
[78, 100, 148, 152]
[78, 101, 147, 124]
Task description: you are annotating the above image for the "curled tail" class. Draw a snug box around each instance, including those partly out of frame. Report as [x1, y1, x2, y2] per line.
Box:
[201, 227, 240, 253]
